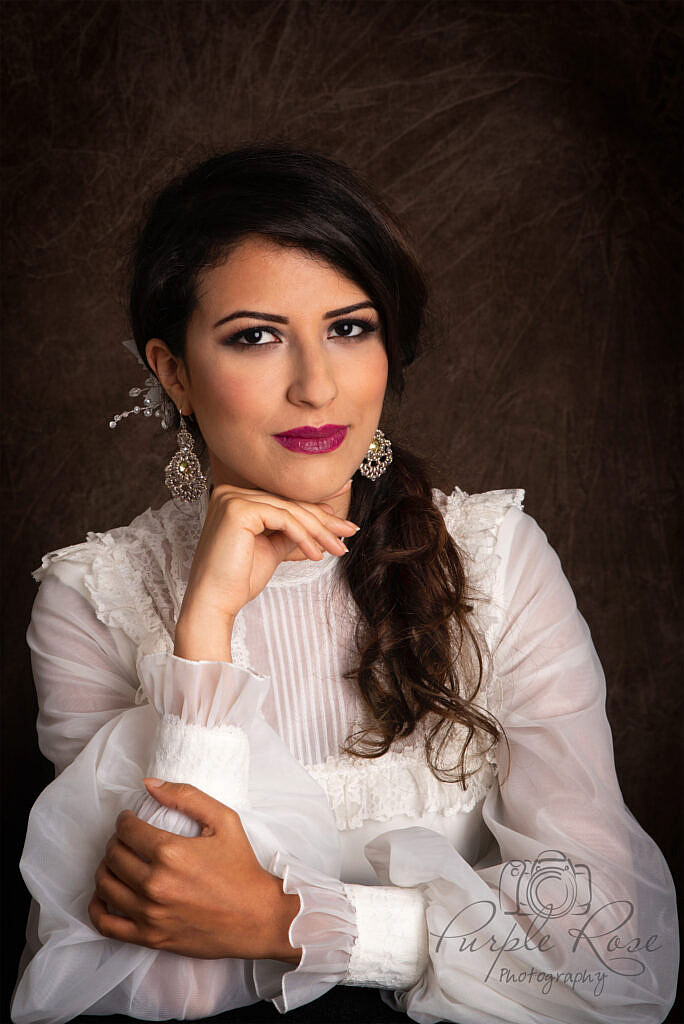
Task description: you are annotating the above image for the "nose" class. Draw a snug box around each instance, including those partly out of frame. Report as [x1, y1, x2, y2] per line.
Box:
[286, 337, 338, 408]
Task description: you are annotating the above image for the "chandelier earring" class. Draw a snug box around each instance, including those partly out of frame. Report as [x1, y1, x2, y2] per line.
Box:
[164, 413, 208, 503]
[359, 428, 393, 480]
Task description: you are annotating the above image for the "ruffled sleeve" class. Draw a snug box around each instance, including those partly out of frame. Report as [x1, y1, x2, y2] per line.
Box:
[129, 650, 270, 836]
[12, 543, 346, 1024]
[323, 505, 678, 1023]
[252, 852, 359, 1013]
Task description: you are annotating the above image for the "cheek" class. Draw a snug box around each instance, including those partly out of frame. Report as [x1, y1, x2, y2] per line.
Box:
[356, 344, 389, 402]
[198, 366, 266, 425]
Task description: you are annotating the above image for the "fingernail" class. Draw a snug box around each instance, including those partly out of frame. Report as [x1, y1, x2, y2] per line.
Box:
[144, 777, 164, 788]
[345, 521, 361, 532]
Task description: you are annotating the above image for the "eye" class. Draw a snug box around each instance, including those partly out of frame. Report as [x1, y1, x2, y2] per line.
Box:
[224, 326, 280, 349]
[329, 317, 379, 339]
[222, 317, 379, 350]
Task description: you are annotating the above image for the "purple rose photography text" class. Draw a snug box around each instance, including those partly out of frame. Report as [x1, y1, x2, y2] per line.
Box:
[430, 849, 663, 999]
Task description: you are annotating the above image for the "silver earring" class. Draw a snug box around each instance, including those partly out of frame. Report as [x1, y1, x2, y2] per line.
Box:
[359, 428, 392, 480]
[164, 415, 207, 502]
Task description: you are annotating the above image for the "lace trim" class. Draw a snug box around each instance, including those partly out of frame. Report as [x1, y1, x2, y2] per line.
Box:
[434, 485, 525, 720]
[230, 607, 250, 672]
[32, 490, 348, 648]
[436, 485, 525, 638]
[341, 883, 428, 989]
[146, 714, 250, 809]
[32, 501, 203, 654]
[302, 728, 497, 832]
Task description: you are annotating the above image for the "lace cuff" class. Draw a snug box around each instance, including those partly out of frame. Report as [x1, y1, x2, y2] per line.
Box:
[146, 715, 249, 808]
[340, 883, 429, 990]
[252, 851, 358, 1014]
[132, 652, 270, 834]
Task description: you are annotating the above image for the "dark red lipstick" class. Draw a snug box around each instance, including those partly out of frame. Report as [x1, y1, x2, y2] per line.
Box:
[274, 424, 348, 453]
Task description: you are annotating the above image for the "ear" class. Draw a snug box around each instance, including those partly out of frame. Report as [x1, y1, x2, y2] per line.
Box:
[145, 338, 193, 416]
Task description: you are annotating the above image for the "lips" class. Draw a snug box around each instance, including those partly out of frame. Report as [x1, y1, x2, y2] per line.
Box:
[275, 424, 346, 438]
[274, 426, 347, 453]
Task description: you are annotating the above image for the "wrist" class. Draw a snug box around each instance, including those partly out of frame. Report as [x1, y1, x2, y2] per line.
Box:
[262, 873, 303, 965]
[174, 606, 235, 662]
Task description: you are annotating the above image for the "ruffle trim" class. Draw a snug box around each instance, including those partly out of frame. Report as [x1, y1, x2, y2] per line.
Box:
[302, 736, 497, 832]
[437, 485, 525, 644]
[31, 510, 184, 656]
[30, 490, 345, 672]
[435, 485, 524, 721]
[252, 850, 357, 1014]
[136, 651, 270, 728]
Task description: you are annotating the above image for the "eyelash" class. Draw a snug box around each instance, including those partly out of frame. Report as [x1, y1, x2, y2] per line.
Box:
[223, 317, 379, 350]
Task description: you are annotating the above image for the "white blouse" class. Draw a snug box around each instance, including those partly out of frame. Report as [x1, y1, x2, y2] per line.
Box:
[11, 486, 678, 1024]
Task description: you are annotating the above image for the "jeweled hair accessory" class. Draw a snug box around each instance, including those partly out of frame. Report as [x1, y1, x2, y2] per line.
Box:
[108, 338, 177, 430]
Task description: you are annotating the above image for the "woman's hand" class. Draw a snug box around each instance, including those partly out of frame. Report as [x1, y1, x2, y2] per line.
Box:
[175, 479, 359, 661]
[88, 780, 302, 965]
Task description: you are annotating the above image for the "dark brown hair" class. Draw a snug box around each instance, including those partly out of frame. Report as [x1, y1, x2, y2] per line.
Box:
[129, 142, 505, 786]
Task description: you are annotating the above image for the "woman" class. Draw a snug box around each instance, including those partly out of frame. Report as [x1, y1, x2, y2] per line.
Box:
[11, 145, 678, 1024]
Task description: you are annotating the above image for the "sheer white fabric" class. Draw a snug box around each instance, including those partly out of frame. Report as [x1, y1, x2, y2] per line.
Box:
[11, 487, 678, 1024]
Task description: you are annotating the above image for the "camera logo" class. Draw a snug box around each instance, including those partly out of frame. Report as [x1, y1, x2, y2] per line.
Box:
[499, 849, 592, 919]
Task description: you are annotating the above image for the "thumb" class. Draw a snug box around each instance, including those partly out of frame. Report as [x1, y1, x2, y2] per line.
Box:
[143, 778, 231, 834]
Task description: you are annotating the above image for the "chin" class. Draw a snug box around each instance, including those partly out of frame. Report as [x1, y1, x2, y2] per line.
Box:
[276, 472, 346, 501]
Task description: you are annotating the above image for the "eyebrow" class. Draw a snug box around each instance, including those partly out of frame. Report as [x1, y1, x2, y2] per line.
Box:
[212, 301, 378, 330]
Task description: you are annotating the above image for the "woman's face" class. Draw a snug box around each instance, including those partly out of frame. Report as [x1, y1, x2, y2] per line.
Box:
[149, 234, 389, 509]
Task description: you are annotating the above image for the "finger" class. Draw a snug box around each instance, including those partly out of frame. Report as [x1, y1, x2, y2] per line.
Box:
[254, 503, 351, 558]
[94, 862, 144, 919]
[217, 485, 358, 533]
[290, 499, 359, 533]
[105, 834, 154, 891]
[266, 530, 316, 565]
[116, 809, 175, 861]
[88, 892, 146, 945]
[143, 779, 236, 835]
[230, 501, 336, 562]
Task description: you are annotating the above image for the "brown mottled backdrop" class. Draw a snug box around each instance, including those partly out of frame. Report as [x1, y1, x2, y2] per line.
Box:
[2, 2, 681, 1021]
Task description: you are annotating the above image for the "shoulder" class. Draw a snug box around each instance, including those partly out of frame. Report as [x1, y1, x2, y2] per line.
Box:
[32, 497, 203, 582]
[34, 502, 163, 585]
[31, 496, 205, 651]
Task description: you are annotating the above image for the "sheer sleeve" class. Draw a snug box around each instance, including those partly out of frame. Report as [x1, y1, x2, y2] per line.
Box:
[258, 507, 679, 1023]
[27, 573, 140, 774]
[12, 560, 345, 1024]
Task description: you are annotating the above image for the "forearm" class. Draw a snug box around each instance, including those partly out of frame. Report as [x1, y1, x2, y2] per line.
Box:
[158, 598, 304, 965]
